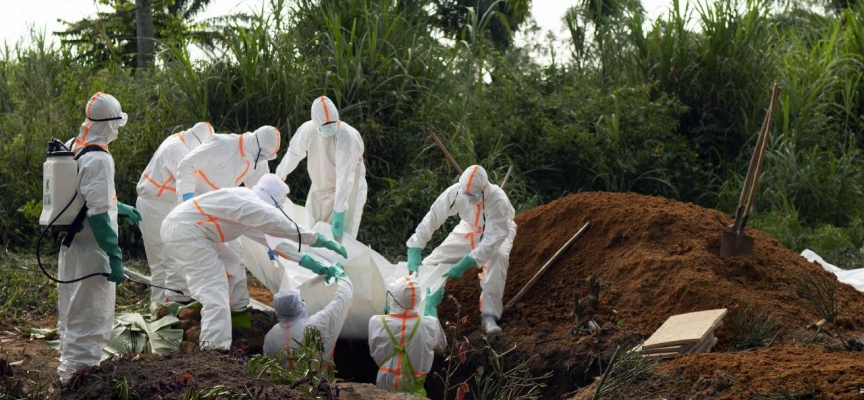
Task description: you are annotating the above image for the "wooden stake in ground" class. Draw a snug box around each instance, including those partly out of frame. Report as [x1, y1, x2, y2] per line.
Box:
[505, 222, 590, 311]
[428, 129, 463, 174]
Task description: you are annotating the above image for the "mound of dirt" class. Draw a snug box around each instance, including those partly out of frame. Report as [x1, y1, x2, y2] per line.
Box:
[439, 191, 864, 398]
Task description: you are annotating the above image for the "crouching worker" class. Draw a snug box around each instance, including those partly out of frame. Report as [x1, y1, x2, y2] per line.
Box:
[263, 268, 353, 362]
[161, 174, 347, 350]
[406, 165, 516, 334]
[368, 277, 446, 397]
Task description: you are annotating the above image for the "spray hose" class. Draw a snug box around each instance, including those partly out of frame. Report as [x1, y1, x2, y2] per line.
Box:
[35, 138, 183, 294]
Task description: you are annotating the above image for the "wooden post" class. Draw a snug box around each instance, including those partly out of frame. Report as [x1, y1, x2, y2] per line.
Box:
[428, 129, 463, 174]
[505, 222, 590, 311]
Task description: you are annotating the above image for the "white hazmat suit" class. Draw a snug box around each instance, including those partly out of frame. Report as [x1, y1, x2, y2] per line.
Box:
[57, 92, 128, 382]
[175, 126, 281, 301]
[368, 276, 446, 397]
[275, 96, 367, 240]
[136, 122, 213, 303]
[161, 175, 326, 350]
[407, 165, 516, 333]
[263, 277, 354, 361]
[176, 125, 280, 198]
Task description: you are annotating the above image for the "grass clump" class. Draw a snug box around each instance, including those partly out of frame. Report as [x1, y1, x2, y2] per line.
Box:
[731, 300, 779, 351]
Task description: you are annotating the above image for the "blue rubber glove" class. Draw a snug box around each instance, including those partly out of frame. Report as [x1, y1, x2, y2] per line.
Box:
[116, 201, 142, 225]
[423, 287, 445, 318]
[268, 249, 277, 260]
[88, 212, 124, 283]
[331, 211, 345, 241]
[298, 253, 329, 275]
[312, 232, 348, 258]
[182, 192, 194, 202]
[442, 255, 476, 280]
[407, 247, 422, 273]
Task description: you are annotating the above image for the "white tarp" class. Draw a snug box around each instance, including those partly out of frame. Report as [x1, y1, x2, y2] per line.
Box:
[241, 200, 449, 340]
[800, 249, 864, 292]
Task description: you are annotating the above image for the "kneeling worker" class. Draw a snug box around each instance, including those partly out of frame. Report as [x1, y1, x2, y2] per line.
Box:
[368, 277, 446, 397]
[161, 174, 347, 350]
[264, 268, 353, 362]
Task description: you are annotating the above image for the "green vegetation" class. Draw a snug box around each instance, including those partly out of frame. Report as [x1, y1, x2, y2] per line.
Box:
[1, 0, 863, 266]
[246, 326, 337, 397]
[731, 300, 780, 350]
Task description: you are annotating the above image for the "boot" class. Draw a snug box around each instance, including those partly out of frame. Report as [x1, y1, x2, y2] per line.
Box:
[481, 314, 501, 334]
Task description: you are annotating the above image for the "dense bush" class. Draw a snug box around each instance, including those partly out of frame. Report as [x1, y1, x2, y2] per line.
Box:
[2, 0, 864, 265]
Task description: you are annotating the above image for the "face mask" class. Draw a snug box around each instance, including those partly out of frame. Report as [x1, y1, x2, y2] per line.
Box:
[318, 122, 338, 137]
[462, 190, 482, 204]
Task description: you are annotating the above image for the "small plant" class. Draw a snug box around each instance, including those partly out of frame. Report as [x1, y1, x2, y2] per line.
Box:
[182, 385, 249, 400]
[434, 294, 475, 400]
[591, 344, 656, 399]
[246, 326, 336, 398]
[473, 339, 551, 400]
[111, 377, 137, 400]
[792, 271, 856, 349]
[731, 300, 779, 350]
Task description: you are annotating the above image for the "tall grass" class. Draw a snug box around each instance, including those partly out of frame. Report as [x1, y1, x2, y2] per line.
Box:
[2, 0, 864, 266]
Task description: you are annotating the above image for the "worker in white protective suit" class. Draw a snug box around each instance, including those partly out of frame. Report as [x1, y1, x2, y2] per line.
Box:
[176, 125, 280, 199]
[161, 174, 348, 350]
[368, 277, 446, 397]
[275, 96, 367, 242]
[406, 165, 516, 334]
[263, 271, 354, 362]
[136, 122, 214, 304]
[58, 92, 141, 383]
[175, 125, 281, 298]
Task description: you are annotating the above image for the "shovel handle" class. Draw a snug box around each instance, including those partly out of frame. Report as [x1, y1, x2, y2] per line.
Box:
[732, 84, 782, 230]
[742, 84, 782, 222]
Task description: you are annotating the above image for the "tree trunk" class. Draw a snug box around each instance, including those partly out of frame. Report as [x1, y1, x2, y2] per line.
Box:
[136, 0, 155, 70]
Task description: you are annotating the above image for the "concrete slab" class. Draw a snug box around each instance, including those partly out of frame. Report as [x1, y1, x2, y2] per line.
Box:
[642, 308, 727, 349]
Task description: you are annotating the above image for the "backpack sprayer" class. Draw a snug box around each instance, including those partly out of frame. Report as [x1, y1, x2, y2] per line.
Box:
[37, 137, 183, 295]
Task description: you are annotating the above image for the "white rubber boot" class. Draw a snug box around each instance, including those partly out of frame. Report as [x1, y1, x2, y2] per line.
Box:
[481, 314, 501, 334]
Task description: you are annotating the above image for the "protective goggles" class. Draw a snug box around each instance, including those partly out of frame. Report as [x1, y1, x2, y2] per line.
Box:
[88, 112, 128, 127]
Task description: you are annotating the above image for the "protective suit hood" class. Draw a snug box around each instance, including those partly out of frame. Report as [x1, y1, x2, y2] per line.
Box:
[75, 92, 126, 148]
[458, 165, 489, 204]
[243, 126, 281, 163]
[180, 122, 214, 152]
[388, 276, 420, 315]
[253, 173, 290, 207]
[311, 96, 340, 137]
[273, 288, 308, 323]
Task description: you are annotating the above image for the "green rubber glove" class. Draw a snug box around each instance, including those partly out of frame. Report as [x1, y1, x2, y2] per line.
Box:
[116, 201, 142, 225]
[442, 255, 476, 280]
[88, 212, 124, 283]
[298, 253, 329, 275]
[423, 287, 445, 318]
[325, 263, 347, 285]
[407, 247, 422, 273]
[312, 232, 348, 258]
[331, 211, 345, 242]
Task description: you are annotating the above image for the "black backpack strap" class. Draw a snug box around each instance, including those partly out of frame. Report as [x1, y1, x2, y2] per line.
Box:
[62, 145, 109, 247]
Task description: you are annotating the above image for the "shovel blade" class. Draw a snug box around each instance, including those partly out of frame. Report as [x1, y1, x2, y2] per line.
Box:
[720, 230, 754, 257]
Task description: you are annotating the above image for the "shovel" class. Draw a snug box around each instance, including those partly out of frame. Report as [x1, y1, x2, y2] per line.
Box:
[720, 84, 782, 257]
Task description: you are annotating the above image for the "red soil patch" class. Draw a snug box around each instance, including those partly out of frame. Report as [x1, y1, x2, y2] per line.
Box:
[439, 191, 864, 398]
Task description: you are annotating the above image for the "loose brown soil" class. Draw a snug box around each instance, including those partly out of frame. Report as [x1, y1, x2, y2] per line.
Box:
[439, 191, 864, 399]
[7, 191, 864, 399]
